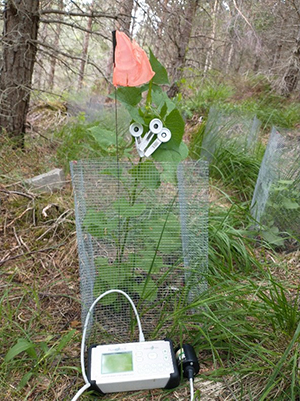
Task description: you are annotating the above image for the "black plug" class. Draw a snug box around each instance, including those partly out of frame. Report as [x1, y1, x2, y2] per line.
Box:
[175, 344, 199, 381]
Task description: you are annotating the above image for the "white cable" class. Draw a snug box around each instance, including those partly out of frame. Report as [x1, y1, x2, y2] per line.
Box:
[70, 383, 90, 401]
[189, 377, 194, 401]
[81, 289, 145, 385]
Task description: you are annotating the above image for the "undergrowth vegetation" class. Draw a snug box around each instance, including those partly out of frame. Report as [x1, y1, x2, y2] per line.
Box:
[1, 74, 300, 400]
[180, 72, 300, 130]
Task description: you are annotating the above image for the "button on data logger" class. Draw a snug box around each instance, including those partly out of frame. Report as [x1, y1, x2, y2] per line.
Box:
[148, 352, 157, 359]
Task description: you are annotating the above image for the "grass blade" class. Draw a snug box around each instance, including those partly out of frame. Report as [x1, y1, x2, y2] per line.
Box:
[260, 320, 300, 400]
[4, 338, 37, 362]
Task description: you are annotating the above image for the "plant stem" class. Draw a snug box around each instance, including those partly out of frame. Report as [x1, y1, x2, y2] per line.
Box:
[140, 190, 178, 301]
[146, 79, 153, 110]
[118, 158, 142, 264]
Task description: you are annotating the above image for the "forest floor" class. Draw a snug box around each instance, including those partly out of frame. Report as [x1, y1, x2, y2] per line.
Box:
[1, 101, 300, 401]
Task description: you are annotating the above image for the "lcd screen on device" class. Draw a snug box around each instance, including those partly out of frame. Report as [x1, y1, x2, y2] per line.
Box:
[101, 352, 133, 374]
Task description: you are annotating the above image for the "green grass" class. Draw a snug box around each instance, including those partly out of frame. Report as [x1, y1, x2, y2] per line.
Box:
[3, 258, 300, 400]
[208, 201, 260, 274]
[180, 72, 300, 130]
[166, 270, 300, 400]
[178, 72, 234, 118]
[236, 99, 300, 129]
[189, 120, 264, 201]
[210, 142, 263, 201]
[2, 82, 300, 400]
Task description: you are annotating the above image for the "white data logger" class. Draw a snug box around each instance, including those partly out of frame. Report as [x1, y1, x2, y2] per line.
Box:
[87, 339, 180, 394]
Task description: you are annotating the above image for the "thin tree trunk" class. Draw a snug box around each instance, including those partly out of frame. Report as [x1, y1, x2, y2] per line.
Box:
[34, 21, 48, 91]
[0, 0, 40, 147]
[78, 1, 94, 90]
[154, 0, 169, 57]
[204, 0, 219, 75]
[168, 0, 199, 97]
[226, 43, 234, 74]
[48, 0, 63, 90]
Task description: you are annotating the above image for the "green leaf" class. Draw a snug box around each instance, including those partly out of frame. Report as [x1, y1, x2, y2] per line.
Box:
[165, 108, 185, 146]
[282, 198, 299, 210]
[124, 104, 145, 125]
[260, 321, 300, 400]
[151, 85, 176, 114]
[277, 179, 294, 186]
[152, 142, 189, 182]
[93, 278, 118, 306]
[149, 49, 169, 85]
[17, 372, 34, 390]
[39, 342, 49, 355]
[95, 258, 128, 287]
[129, 160, 161, 189]
[160, 102, 168, 119]
[133, 277, 158, 302]
[149, 107, 187, 172]
[100, 167, 123, 179]
[113, 198, 147, 217]
[111, 86, 143, 106]
[56, 329, 76, 353]
[83, 209, 108, 238]
[143, 213, 181, 252]
[93, 259, 129, 306]
[155, 141, 189, 161]
[89, 127, 115, 147]
[262, 226, 285, 247]
[129, 251, 163, 273]
[5, 338, 37, 362]
[89, 127, 126, 150]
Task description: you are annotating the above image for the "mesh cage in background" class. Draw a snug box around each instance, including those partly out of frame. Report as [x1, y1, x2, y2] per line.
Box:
[251, 127, 300, 247]
[201, 107, 261, 162]
[70, 160, 209, 346]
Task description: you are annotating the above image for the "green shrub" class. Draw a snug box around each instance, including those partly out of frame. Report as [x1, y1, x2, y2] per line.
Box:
[54, 111, 131, 171]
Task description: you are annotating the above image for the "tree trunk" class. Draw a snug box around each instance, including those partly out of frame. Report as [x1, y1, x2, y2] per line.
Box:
[0, 0, 40, 147]
[167, 0, 199, 98]
[280, 28, 300, 96]
[34, 21, 48, 91]
[78, 1, 94, 91]
[226, 43, 234, 74]
[48, 0, 63, 90]
[116, 0, 134, 37]
[204, 0, 219, 75]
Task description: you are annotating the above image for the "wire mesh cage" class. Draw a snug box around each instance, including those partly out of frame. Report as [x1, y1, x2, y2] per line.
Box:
[251, 127, 300, 246]
[70, 159, 209, 346]
[201, 107, 261, 162]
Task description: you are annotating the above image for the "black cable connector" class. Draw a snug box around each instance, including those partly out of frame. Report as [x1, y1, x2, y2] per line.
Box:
[175, 344, 199, 401]
[176, 343, 200, 378]
[185, 365, 196, 380]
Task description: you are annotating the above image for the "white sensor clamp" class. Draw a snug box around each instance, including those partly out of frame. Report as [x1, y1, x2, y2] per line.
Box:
[144, 128, 171, 157]
[149, 118, 164, 134]
[129, 119, 172, 158]
[138, 118, 163, 153]
[129, 122, 144, 157]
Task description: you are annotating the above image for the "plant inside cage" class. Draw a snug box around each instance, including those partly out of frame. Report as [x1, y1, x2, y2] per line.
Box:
[70, 47, 209, 345]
